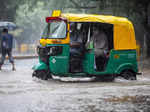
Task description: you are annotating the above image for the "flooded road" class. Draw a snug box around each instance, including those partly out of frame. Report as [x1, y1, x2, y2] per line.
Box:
[0, 59, 150, 112]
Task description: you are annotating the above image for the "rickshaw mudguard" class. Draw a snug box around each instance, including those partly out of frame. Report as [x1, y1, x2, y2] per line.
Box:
[108, 50, 138, 74]
[32, 62, 48, 71]
[115, 63, 138, 74]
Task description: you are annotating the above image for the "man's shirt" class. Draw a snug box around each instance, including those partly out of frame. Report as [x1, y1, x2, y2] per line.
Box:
[92, 31, 108, 50]
[1, 33, 13, 49]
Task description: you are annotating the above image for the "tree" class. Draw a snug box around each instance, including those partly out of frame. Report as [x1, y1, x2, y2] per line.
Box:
[1, 0, 150, 57]
[14, 0, 68, 52]
[0, 0, 27, 21]
[67, 0, 150, 57]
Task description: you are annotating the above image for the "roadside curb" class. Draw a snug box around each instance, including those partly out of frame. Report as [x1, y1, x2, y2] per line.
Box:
[13, 55, 38, 59]
[0, 55, 38, 60]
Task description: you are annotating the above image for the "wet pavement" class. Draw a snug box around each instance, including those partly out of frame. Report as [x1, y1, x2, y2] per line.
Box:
[0, 59, 150, 112]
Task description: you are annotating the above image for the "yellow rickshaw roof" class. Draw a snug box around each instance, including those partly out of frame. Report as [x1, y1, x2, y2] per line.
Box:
[61, 13, 132, 26]
[61, 13, 136, 50]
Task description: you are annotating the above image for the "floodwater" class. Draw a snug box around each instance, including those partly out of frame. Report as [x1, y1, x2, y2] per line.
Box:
[0, 59, 150, 112]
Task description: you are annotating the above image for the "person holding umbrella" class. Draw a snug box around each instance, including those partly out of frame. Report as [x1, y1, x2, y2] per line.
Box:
[0, 28, 15, 71]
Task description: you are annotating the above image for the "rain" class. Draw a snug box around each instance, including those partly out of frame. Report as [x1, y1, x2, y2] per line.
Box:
[0, 0, 150, 112]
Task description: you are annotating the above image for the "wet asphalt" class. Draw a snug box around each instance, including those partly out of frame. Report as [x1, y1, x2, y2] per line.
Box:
[0, 59, 150, 112]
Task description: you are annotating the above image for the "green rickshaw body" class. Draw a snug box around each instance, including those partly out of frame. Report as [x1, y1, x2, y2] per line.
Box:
[82, 50, 138, 74]
[32, 11, 140, 80]
[49, 44, 70, 75]
[32, 60, 48, 70]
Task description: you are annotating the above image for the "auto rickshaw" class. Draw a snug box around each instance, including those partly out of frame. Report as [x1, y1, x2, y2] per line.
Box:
[32, 10, 141, 80]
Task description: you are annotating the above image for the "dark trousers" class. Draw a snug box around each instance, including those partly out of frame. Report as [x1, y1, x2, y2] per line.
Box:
[96, 56, 107, 71]
[70, 50, 83, 72]
[0, 48, 14, 65]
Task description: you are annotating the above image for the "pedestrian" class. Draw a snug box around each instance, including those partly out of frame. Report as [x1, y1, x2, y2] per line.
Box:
[0, 28, 15, 71]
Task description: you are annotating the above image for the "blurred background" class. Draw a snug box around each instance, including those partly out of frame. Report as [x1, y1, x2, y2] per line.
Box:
[0, 0, 149, 60]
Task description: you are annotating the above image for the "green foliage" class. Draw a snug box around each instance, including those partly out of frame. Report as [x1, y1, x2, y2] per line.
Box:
[14, 0, 69, 43]
[15, 1, 49, 43]
[1, 0, 150, 52]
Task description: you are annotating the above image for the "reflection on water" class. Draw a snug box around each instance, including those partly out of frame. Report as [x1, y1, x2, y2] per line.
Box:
[0, 59, 150, 112]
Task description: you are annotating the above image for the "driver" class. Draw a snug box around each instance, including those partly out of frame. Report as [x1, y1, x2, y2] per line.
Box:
[70, 23, 82, 55]
[69, 23, 83, 72]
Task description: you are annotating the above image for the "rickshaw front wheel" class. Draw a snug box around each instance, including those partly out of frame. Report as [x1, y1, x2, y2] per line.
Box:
[32, 70, 52, 80]
[120, 70, 137, 80]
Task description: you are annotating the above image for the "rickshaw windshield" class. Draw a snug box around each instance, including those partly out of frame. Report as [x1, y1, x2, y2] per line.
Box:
[42, 20, 67, 39]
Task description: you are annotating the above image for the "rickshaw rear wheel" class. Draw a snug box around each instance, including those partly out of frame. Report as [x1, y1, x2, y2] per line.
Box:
[120, 70, 136, 80]
[32, 70, 52, 80]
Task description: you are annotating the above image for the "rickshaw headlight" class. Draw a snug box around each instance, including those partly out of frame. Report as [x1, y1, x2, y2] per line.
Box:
[49, 48, 53, 54]
[37, 46, 48, 56]
[48, 47, 55, 55]
[48, 46, 63, 55]
[37, 46, 49, 64]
